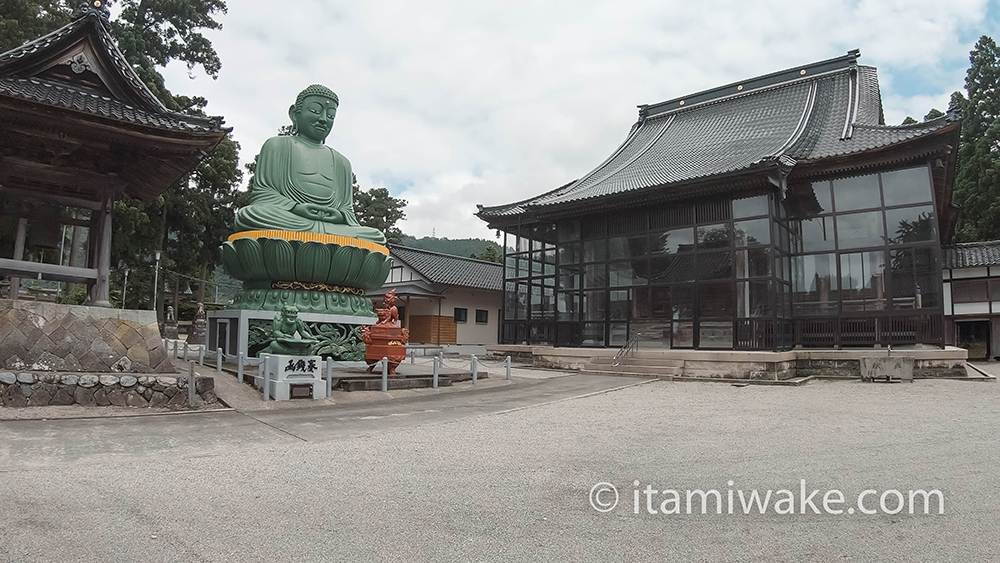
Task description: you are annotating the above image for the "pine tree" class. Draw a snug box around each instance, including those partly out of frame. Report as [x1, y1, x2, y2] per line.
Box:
[952, 36, 1000, 242]
[352, 176, 408, 245]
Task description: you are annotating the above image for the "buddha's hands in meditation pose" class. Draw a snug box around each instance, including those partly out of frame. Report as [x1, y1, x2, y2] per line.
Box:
[293, 202, 344, 223]
[234, 84, 386, 244]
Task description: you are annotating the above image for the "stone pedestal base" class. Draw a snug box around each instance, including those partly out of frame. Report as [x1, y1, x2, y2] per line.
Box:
[163, 321, 178, 340]
[208, 309, 372, 360]
[229, 288, 376, 317]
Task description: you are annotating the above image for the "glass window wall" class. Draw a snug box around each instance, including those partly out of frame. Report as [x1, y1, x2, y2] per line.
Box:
[500, 164, 942, 349]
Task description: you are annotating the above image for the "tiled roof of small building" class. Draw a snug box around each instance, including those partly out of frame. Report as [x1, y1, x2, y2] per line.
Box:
[0, 6, 224, 133]
[390, 246, 503, 291]
[0, 77, 223, 132]
[944, 241, 1000, 269]
[479, 51, 958, 221]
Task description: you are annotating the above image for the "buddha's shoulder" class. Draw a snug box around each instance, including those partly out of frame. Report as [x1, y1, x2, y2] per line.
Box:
[260, 135, 293, 151]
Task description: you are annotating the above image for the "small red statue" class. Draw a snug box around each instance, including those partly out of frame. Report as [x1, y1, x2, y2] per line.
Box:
[363, 290, 409, 375]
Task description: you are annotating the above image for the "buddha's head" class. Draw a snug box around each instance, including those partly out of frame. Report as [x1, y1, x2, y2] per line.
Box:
[289, 84, 339, 144]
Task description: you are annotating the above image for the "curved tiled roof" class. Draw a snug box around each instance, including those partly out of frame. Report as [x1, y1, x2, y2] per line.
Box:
[0, 7, 224, 133]
[944, 241, 1000, 269]
[0, 77, 222, 132]
[390, 246, 503, 291]
[479, 51, 958, 222]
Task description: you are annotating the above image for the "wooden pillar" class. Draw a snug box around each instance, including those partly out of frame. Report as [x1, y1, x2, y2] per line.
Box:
[404, 295, 411, 330]
[89, 189, 113, 307]
[436, 297, 442, 345]
[67, 222, 85, 294]
[173, 277, 180, 319]
[85, 207, 99, 300]
[9, 217, 28, 300]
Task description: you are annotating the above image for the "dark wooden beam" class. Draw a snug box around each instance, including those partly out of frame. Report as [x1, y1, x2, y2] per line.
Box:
[0, 157, 109, 195]
[0, 185, 103, 210]
[0, 258, 98, 284]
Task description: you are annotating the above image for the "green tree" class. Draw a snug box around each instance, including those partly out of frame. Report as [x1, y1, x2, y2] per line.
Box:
[901, 116, 918, 125]
[0, 1, 71, 52]
[106, 1, 236, 313]
[0, 1, 238, 311]
[952, 36, 1000, 242]
[352, 175, 408, 245]
[924, 108, 944, 121]
[110, 0, 226, 108]
[470, 246, 502, 263]
[398, 236, 502, 258]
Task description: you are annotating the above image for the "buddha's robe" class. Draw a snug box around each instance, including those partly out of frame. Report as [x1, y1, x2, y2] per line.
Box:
[235, 135, 386, 244]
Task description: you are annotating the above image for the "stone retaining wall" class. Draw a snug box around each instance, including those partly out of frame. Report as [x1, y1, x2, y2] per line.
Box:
[795, 359, 967, 379]
[0, 299, 170, 372]
[0, 372, 216, 408]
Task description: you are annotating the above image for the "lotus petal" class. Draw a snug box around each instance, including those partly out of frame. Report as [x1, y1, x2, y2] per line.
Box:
[265, 289, 291, 310]
[329, 244, 364, 287]
[221, 242, 248, 281]
[295, 241, 330, 283]
[355, 250, 392, 290]
[262, 238, 296, 281]
[232, 238, 267, 280]
[238, 289, 266, 310]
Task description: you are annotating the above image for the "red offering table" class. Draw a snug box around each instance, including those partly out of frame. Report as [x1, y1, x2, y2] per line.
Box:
[362, 325, 407, 375]
[361, 289, 409, 375]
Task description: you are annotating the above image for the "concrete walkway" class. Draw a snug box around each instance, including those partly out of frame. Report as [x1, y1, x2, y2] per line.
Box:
[185, 354, 566, 413]
[2, 376, 998, 561]
[0, 352, 585, 422]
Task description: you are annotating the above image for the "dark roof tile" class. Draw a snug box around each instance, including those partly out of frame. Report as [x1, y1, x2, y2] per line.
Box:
[390, 246, 503, 291]
[0, 77, 222, 132]
[944, 241, 1000, 269]
[479, 52, 958, 222]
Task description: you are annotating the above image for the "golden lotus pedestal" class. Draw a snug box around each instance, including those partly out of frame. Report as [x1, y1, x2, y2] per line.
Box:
[220, 230, 391, 317]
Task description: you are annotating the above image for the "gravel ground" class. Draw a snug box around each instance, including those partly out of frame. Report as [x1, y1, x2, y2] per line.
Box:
[1, 377, 997, 562]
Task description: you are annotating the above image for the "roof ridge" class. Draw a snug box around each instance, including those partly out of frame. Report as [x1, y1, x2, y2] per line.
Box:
[641, 49, 861, 118]
[0, 17, 86, 63]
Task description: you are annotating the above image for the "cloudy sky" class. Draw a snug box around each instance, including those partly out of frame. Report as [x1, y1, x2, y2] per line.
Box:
[159, 0, 998, 242]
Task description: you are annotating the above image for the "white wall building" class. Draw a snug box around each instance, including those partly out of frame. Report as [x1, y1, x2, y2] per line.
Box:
[943, 240, 1000, 360]
[370, 246, 503, 346]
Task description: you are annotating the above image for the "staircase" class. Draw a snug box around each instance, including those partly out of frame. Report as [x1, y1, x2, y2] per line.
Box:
[579, 355, 684, 379]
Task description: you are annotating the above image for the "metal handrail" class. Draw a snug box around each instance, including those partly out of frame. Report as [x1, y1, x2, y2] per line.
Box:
[612, 332, 641, 366]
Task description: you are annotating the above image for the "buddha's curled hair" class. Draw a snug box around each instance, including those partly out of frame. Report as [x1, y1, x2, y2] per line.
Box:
[294, 84, 339, 113]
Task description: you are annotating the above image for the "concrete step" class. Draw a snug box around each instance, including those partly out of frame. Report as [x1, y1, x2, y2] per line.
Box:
[578, 369, 672, 379]
[588, 357, 685, 368]
[580, 365, 683, 377]
[586, 364, 683, 376]
[339, 377, 454, 391]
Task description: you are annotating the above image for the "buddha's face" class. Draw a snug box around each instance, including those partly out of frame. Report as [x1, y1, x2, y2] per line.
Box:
[291, 95, 337, 143]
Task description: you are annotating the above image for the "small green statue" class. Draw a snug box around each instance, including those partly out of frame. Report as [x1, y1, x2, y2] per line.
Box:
[235, 84, 386, 244]
[261, 305, 319, 355]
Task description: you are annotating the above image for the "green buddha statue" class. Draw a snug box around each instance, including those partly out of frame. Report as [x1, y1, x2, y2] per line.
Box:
[235, 84, 386, 244]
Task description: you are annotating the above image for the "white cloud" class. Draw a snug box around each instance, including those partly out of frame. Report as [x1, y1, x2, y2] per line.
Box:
[160, 0, 991, 240]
